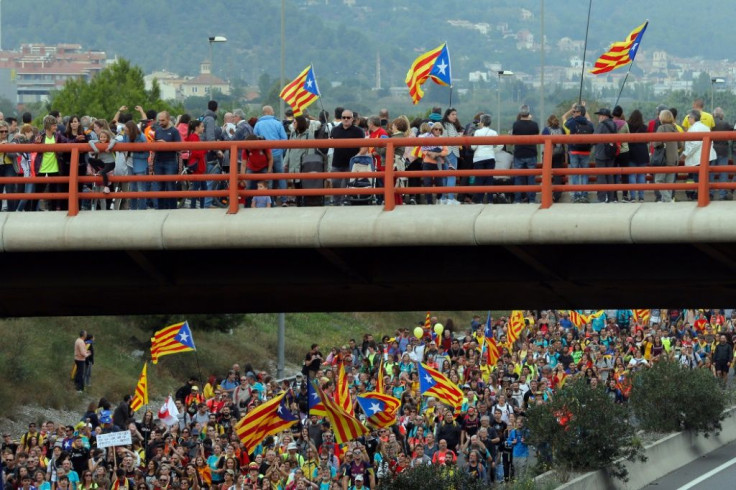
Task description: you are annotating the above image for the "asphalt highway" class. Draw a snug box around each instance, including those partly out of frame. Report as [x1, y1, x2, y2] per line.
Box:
[645, 439, 736, 489]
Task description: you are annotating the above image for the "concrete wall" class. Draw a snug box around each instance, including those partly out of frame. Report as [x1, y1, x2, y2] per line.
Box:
[538, 408, 736, 490]
[3, 202, 736, 252]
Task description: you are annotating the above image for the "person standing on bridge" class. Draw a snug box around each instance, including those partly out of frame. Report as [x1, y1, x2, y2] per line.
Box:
[150, 111, 182, 210]
[511, 105, 540, 204]
[254, 106, 288, 206]
[73, 330, 90, 393]
[329, 109, 365, 205]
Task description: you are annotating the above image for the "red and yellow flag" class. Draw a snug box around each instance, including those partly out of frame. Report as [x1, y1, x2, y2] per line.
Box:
[334, 363, 353, 416]
[507, 310, 525, 348]
[590, 21, 648, 75]
[130, 363, 148, 412]
[633, 309, 651, 325]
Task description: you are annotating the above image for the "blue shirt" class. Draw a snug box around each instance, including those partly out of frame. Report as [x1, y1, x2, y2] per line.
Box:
[253, 115, 287, 157]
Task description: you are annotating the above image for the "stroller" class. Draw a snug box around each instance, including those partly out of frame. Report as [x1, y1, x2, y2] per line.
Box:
[347, 154, 376, 206]
[300, 150, 327, 206]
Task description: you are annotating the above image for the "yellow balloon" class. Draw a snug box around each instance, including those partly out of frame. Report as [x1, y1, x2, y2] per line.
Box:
[434, 323, 444, 336]
[414, 326, 424, 339]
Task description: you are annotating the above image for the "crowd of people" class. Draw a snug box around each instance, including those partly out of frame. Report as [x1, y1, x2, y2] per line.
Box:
[1, 309, 734, 490]
[0, 96, 730, 211]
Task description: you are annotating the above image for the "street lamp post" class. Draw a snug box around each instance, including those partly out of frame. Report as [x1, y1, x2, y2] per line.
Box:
[711, 77, 725, 111]
[208, 36, 227, 98]
[497, 70, 514, 133]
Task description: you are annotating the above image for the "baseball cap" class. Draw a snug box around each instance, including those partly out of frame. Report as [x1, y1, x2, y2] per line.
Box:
[287, 442, 297, 450]
[248, 462, 258, 470]
[594, 108, 612, 117]
[355, 475, 364, 481]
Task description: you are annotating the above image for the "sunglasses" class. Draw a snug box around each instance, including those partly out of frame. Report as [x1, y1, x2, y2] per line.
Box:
[341, 116, 353, 120]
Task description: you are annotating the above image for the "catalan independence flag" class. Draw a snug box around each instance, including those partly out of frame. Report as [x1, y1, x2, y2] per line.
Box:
[150, 321, 196, 364]
[315, 381, 369, 444]
[405, 43, 452, 104]
[417, 362, 462, 415]
[334, 363, 353, 416]
[483, 336, 501, 367]
[235, 392, 298, 453]
[307, 378, 327, 417]
[279, 65, 321, 117]
[129, 363, 148, 412]
[357, 392, 399, 429]
[590, 21, 648, 75]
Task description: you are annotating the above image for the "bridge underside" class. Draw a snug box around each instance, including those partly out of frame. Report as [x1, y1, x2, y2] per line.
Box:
[2, 242, 735, 317]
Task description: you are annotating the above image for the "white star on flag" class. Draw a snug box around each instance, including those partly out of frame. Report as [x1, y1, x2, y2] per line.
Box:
[436, 60, 448, 75]
[424, 375, 434, 384]
[369, 403, 381, 414]
[178, 332, 189, 343]
[306, 79, 313, 88]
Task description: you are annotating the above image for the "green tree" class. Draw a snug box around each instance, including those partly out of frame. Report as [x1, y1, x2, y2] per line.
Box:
[629, 359, 729, 434]
[49, 59, 177, 120]
[526, 378, 645, 481]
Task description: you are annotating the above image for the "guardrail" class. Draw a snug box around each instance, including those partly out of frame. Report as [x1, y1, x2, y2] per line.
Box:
[0, 130, 734, 216]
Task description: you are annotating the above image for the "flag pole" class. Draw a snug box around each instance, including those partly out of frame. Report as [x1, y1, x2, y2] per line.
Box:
[446, 41, 453, 108]
[578, 0, 593, 104]
[193, 351, 204, 386]
[613, 61, 635, 109]
[312, 63, 328, 120]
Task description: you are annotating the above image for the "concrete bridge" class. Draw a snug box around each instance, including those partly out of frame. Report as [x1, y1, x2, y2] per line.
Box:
[2, 202, 735, 317]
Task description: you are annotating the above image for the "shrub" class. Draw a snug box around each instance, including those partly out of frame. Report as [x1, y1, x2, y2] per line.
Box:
[629, 359, 728, 434]
[376, 464, 487, 490]
[525, 378, 645, 481]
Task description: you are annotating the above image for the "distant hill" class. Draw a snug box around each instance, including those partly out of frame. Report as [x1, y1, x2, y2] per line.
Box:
[2, 0, 730, 88]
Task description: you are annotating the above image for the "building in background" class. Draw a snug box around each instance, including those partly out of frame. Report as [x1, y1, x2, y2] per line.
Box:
[0, 43, 107, 104]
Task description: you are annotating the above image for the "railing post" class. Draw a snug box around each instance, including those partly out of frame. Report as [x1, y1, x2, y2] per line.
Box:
[67, 147, 80, 216]
[228, 144, 239, 214]
[384, 141, 396, 211]
[698, 136, 711, 207]
[540, 139, 553, 209]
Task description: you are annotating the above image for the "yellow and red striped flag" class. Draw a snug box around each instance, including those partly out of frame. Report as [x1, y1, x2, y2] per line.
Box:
[334, 363, 353, 416]
[590, 21, 648, 75]
[569, 310, 588, 328]
[357, 392, 400, 429]
[315, 382, 369, 444]
[405, 43, 451, 104]
[235, 392, 298, 453]
[279, 65, 321, 117]
[129, 363, 148, 412]
[633, 309, 651, 325]
[150, 321, 196, 364]
[507, 310, 525, 348]
[417, 362, 463, 416]
[484, 336, 501, 367]
[375, 359, 385, 395]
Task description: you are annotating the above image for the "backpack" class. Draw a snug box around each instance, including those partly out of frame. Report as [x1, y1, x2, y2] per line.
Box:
[314, 122, 333, 156]
[602, 120, 620, 159]
[244, 148, 270, 171]
[548, 127, 565, 155]
[572, 119, 594, 151]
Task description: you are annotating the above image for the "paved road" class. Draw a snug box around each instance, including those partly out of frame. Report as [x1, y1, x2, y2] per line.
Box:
[645, 439, 736, 489]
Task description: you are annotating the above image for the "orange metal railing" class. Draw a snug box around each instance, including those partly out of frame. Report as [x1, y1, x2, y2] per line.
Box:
[0, 130, 734, 216]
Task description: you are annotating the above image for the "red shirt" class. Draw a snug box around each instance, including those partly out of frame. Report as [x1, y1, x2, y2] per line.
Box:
[185, 133, 206, 173]
[369, 127, 389, 171]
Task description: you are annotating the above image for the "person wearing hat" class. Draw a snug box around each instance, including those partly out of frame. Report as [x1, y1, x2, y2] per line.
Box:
[185, 386, 204, 407]
[593, 107, 618, 203]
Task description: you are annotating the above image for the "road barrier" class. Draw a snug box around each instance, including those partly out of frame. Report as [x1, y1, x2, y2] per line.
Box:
[0, 130, 734, 216]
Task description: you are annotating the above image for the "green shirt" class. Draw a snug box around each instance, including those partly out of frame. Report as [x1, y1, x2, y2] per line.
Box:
[40, 134, 59, 173]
